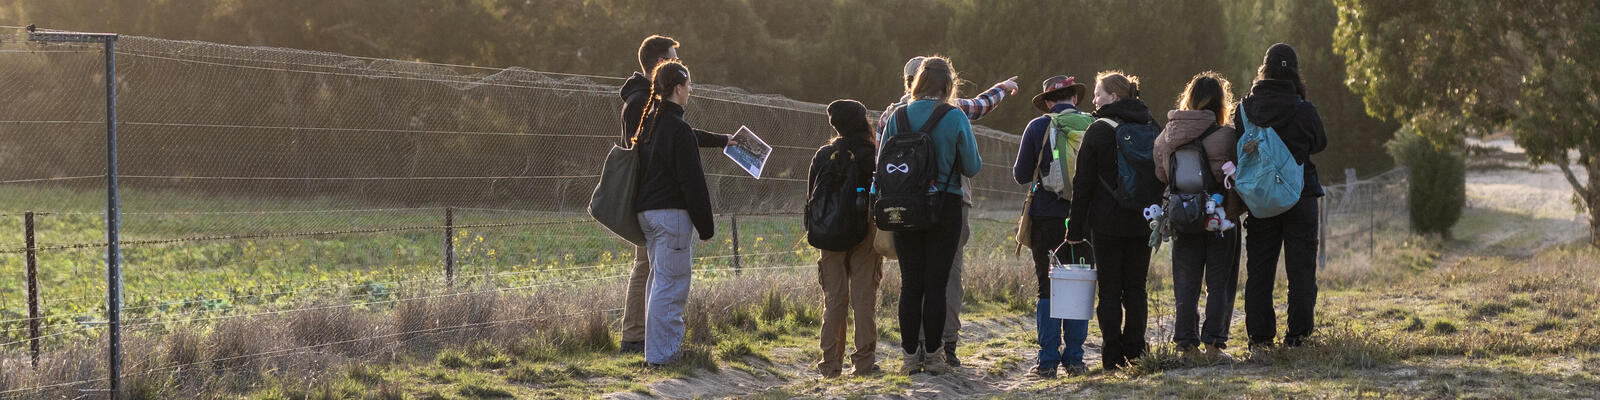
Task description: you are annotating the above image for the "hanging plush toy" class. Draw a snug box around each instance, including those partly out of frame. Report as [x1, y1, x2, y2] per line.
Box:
[1143, 204, 1169, 249]
[1204, 193, 1236, 233]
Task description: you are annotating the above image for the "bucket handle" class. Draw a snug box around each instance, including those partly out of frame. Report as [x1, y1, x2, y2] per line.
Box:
[1050, 239, 1096, 270]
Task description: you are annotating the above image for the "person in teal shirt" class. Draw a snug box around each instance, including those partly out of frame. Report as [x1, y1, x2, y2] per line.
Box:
[876, 56, 980, 376]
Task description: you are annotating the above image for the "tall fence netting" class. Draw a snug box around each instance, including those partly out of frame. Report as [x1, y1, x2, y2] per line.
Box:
[0, 28, 1415, 397]
[0, 29, 1033, 396]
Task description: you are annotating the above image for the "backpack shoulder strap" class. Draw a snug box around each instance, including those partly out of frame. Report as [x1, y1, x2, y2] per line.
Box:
[1030, 120, 1051, 185]
[1095, 117, 1120, 129]
[921, 103, 959, 134]
[893, 106, 912, 138]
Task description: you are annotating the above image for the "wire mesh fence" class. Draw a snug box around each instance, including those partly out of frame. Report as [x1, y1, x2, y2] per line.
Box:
[1318, 167, 1411, 267]
[0, 26, 1415, 397]
[0, 27, 1036, 397]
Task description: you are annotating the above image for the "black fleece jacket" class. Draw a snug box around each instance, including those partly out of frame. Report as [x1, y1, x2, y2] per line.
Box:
[635, 101, 716, 240]
[1067, 98, 1160, 241]
[620, 72, 731, 147]
[1232, 79, 1328, 198]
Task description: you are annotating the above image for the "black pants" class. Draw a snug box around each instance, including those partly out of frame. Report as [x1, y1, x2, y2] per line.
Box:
[1244, 196, 1320, 346]
[1030, 217, 1094, 299]
[1092, 234, 1151, 369]
[1171, 227, 1242, 349]
[894, 194, 964, 355]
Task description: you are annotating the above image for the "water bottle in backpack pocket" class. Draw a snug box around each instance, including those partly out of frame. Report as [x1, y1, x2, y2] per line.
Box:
[1234, 107, 1304, 218]
[1095, 118, 1165, 210]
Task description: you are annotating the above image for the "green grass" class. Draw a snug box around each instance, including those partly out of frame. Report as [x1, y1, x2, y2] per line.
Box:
[0, 186, 832, 346]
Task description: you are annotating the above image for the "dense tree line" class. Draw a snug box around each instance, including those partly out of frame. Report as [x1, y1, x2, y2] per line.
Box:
[3, 0, 1397, 180]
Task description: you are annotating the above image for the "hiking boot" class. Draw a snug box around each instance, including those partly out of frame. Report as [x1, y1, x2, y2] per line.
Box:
[1178, 345, 1201, 363]
[851, 364, 882, 377]
[923, 348, 953, 375]
[942, 344, 961, 368]
[898, 350, 924, 375]
[619, 340, 645, 354]
[1029, 365, 1058, 379]
[1064, 363, 1089, 376]
[1203, 344, 1236, 364]
[1248, 342, 1273, 360]
[1285, 336, 1307, 348]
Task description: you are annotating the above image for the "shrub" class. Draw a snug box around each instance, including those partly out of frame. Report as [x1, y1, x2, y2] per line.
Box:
[1386, 127, 1466, 239]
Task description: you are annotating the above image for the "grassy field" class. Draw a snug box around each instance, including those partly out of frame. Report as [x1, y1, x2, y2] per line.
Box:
[4, 161, 1598, 399]
[0, 185, 822, 347]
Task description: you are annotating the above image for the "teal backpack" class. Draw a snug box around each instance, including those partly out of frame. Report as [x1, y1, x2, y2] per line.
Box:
[1234, 107, 1304, 218]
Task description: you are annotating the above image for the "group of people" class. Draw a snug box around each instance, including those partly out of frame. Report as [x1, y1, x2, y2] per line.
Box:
[611, 34, 1328, 379]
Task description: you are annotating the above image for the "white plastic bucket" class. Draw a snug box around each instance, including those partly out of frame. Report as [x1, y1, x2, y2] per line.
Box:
[1049, 266, 1097, 320]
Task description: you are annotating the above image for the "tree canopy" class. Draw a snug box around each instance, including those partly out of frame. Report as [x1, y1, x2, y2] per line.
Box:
[3, 0, 1398, 179]
[1334, 0, 1599, 245]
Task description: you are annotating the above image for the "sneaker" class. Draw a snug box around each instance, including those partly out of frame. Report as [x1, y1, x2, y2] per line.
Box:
[923, 348, 953, 375]
[942, 344, 962, 368]
[898, 350, 923, 375]
[1064, 363, 1089, 376]
[851, 364, 882, 377]
[1029, 365, 1058, 379]
[619, 340, 645, 354]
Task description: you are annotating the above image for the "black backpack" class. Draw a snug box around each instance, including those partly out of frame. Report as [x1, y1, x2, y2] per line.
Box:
[806, 144, 870, 251]
[872, 103, 958, 232]
[1095, 118, 1165, 210]
[1163, 125, 1221, 235]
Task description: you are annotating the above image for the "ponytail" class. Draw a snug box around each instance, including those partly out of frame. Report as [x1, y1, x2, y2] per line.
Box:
[1095, 70, 1142, 100]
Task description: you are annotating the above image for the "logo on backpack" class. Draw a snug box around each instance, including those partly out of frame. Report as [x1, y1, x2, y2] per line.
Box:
[872, 103, 960, 232]
[1234, 107, 1304, 218]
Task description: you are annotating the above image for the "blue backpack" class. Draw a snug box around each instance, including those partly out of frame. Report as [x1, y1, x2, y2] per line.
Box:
[1095, 118, 1164, 210]
[1234, 107, 1304, 218]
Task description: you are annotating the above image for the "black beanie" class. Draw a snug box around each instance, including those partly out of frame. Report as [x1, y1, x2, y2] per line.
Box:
[1265, 43, 1299, 71]
[827, 99, 871, 139]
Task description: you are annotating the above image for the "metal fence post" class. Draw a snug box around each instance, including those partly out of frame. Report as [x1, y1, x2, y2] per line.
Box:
[730, 214, 741, 274]
[1369, 185, 1377, 261]
[101, 36, 124, 400]
[1318, 198, 1327, 270]
[25, 211, 40, 369]
[444, 207, 455, 287]
[31, 26, 123, 400]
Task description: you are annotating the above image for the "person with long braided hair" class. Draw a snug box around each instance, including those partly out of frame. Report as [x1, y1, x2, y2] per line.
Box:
[631, 61, 716, 367]
[616, 35, 733, 355]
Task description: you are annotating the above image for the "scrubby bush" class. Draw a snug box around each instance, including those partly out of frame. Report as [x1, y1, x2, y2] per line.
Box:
[1386, 128, 1466, 239]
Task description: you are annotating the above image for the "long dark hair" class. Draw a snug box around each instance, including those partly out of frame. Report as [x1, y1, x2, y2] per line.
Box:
[631, 61, 690, 146]
[1176, 71, 1234, 125]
